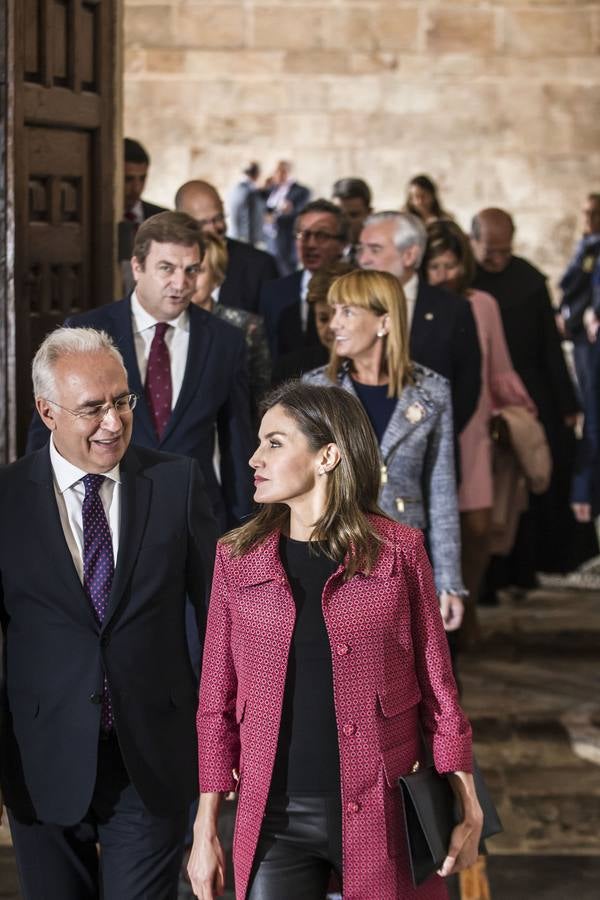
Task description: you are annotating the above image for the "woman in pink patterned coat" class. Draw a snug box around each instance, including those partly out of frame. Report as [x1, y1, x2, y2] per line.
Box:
[188, 381, 482, 899]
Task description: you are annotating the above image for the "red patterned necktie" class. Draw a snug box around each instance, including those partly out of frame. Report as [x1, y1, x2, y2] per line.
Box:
[82, 474, 114, 732]
[124, 209, 139, 233]
[145, 322, 172, 439]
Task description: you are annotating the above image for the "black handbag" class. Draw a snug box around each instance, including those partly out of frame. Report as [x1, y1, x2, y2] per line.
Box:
[397, 757, 502, 887]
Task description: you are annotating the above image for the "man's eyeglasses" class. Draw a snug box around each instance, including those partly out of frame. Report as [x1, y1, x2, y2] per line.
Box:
[295, 229, 344, 245]
[44, 393, 138, 423]
[197, 212, 226, 229]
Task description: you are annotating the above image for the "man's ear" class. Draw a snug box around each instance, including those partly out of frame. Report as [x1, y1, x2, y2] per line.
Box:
[402, 244, 421, 270]
[131, 256, 143, 280]
[36, 397, 57, 432]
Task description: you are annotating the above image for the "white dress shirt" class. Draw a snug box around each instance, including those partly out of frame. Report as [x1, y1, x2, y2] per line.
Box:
[403, 273, 419, 329]
[50, 436, 121, 582]
[126, 199, 144, 226]
[300, 268, 312, 331]
[130, 291, 189, 408]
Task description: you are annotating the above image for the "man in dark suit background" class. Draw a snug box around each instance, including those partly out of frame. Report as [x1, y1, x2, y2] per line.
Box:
[28, 211, 254, 532]
[1, 328, 218, 899]
[358, 210, 481, 436]
[259, 199, 349, 360]
[175, 179, 278, 314]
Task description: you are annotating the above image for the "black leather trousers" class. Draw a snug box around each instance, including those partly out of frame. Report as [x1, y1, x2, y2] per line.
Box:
[247, 794, 343, 900]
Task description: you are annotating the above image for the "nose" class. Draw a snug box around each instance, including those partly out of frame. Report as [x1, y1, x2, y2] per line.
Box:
[249, 447, 261, 469]
[330, 308, 342, 330]
[171, 269, 186, 291]
[357, 247, 370, 267]
[100, 406, 122, 432]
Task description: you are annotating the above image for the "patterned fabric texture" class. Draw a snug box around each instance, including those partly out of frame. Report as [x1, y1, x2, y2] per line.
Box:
[145, 321, 172, 438]
[304, 363, 465, 596]
[197, 515, 472, 899]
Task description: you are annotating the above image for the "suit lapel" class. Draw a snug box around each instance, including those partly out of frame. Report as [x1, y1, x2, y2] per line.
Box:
[103, 447, 151, 628]
[159, 304, 211, 445]
[379, 377, 436, 460]
[110, 299, 157, 444]
[28, 447, 98, 625]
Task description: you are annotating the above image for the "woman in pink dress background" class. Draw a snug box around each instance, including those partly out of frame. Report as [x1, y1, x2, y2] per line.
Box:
[423, 221, 536, 640]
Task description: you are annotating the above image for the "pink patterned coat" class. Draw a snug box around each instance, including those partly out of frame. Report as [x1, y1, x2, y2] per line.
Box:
[197, 515, 473, 899]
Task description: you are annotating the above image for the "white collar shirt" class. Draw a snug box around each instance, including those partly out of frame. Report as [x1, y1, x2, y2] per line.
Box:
[130, 291, 189, 407]
[49, 435, 121, 582]
[300, 268, 312, 331]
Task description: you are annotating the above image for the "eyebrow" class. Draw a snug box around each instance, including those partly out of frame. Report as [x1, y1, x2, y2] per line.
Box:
[263, 430, 287, 438]
[76, 390, 130, 409]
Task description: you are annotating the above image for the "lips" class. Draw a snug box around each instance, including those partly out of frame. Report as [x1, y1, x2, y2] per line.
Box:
[254, 475, 267, 484]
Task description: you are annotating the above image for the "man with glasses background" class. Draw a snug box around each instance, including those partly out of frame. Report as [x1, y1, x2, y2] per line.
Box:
[175, 179, 279, 314]
[1, 327, 218, 899]
[260, 199, 349, 360]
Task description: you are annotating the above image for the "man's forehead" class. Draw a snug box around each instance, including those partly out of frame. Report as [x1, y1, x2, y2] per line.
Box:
[147, 240, 200, 262]
[299, 211, 338, 230]
[124, 161, 147, 176]
[183, 191, 222, 215]
[361, 221, 395, 244]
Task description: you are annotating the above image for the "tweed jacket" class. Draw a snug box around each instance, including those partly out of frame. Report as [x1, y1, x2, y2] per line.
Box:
[304, 363, 464, 596]
[212, 303, 271, 423]
[197, 516, 472, 900]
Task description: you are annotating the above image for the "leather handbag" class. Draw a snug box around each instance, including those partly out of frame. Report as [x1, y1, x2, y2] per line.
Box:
[397, 757, 502, 887]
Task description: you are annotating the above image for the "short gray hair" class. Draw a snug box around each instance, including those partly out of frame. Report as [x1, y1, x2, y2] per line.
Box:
[364, 210, 427, 266]
[32, 327, 126, 400]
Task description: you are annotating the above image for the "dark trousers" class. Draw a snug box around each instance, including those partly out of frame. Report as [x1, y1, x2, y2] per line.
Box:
[9, 734, 188, 900]
[247, 794, 343, 900]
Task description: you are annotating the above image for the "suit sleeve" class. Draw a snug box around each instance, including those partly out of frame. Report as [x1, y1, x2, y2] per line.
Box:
[216, 333, 255, 527]
[196, 543, 240, 792]
[404, 531, 472, 774]
[185, 458, 220, 661]
[451, 300, 482, 433]
[422, 381, 465, 596]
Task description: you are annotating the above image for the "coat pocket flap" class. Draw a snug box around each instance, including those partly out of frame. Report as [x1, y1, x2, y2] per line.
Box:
[377, 684, 421, 718]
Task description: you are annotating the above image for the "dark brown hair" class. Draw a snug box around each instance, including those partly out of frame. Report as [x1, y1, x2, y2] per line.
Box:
[132, 211, 205, 268]
[222, 381, 389, 579]
[421, 220, 475, 295]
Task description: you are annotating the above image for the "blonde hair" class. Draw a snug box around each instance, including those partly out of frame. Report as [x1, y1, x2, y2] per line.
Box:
[201, 232, 228, 287]
[326, 269, 413, 398]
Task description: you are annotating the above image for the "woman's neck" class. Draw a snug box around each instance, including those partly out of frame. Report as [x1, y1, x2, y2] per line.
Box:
[286, 489, 328, 541]
[350, 344, 388, 386]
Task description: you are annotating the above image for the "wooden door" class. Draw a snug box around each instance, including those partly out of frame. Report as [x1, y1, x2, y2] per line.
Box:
[2, 0, 119, 458]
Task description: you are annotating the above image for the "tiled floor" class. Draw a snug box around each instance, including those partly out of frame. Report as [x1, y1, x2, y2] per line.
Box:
[1, 583, 598, 898]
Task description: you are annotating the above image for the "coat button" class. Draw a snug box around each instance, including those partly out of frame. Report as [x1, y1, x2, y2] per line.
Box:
[343, 723, 356, 736]
[89, 692, 102, 705]
[336, 643, 350, 656]
[347, 801, 360, 814]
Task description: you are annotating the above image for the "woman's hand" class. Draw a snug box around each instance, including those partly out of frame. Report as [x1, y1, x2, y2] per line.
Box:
[439, 592, 464, 632]
[187, 792, 226, 899]
[438, 771, 484, 877]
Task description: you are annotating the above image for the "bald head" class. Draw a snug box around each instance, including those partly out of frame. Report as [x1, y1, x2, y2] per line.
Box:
[174, 180, 226, 237]
[471, 207, 515, 273]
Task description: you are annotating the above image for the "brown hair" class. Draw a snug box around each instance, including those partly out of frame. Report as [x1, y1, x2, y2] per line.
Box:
[307, 260, 356, 306]
[325, 269, 413, 398]
[221, 381, 389, 579]
[132, 211, 205, 268]
[422, 220, 475, 295]
[201, 232, 228, 287]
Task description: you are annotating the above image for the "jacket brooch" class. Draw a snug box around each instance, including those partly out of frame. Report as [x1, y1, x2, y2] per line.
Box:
[405, 402, 425, 424]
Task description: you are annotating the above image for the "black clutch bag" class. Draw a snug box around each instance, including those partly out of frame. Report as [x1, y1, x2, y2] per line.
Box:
[397, 757, 503, 887]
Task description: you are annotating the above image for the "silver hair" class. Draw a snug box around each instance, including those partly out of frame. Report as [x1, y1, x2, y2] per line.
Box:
[32, 327, 126, 400]
[363, 210, 427, 266]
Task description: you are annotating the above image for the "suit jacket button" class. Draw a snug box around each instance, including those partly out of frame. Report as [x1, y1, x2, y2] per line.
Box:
[89, 692, 102, 704]
[346, 801, 360, 814]
[343, 723, 356, 737]
[336, 643, 350, 656]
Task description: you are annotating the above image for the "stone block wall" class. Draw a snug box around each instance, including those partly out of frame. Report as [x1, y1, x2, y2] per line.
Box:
[123, 0, 600, 289]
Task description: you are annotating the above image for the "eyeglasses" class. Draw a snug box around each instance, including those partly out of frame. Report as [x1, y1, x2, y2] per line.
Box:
[295, 229, 344, 245]
[44, 393, 138, 422]
[197, 212, 226, 229]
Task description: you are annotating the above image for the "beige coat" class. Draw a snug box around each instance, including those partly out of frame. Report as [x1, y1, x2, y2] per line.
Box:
[490, 405, 552, 555]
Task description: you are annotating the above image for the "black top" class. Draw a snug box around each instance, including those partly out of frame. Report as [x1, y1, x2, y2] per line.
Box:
[270, 536, 340, 794]
[352, 379, 398, 443]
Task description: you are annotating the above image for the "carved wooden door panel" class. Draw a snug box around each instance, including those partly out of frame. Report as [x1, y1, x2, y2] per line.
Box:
[9, 0, 118, 454]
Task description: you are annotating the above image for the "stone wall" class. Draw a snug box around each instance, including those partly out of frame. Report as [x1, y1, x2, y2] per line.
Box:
[123, 0, 600, 289]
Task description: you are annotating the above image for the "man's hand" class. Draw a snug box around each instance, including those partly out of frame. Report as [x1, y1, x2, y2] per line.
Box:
[572, 502, 592, 523]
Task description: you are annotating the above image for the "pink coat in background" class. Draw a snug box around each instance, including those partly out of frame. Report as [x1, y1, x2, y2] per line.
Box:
[197, 515, 473, 899]
[459, 289, 537, 511]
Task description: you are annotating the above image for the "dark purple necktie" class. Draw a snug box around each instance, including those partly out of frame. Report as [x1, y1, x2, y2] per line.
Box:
[82, 474, 114, 732]
[145, 322, 172, 439]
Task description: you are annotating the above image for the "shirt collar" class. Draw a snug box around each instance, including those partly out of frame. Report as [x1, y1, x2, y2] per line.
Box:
[403, 273, 419, 303]
[130, 290, 190, 335]
[301, 268, 312, 299]
[50, 434, 121, 494]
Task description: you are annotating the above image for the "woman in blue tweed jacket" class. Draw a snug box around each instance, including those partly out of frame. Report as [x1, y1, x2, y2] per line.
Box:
[304, 268, 465, 629]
